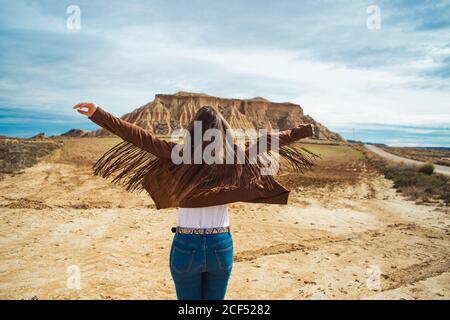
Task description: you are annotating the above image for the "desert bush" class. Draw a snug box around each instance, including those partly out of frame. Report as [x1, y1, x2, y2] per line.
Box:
[367, 157, 450, 205]
[418, 163, 434, 175]
[0, 139, 62, 178]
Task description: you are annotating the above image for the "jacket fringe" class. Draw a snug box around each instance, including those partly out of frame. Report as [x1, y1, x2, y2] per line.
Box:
[92, 139, 319, 195]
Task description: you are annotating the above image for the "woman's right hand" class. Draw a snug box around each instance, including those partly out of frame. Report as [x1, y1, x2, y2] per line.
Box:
[73, 102, 97, 117]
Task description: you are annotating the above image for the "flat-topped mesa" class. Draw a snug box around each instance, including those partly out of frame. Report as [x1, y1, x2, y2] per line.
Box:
[93, 92, 343, 141]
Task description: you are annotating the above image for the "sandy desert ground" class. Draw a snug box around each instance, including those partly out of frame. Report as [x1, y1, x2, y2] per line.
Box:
[0, 138, 449, 299]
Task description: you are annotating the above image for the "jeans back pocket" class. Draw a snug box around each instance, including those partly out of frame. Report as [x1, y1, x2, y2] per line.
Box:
[170, 245, 196, 274]
[214, 243, 233, 272]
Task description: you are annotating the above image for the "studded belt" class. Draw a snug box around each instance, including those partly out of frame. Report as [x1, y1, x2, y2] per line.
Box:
[171, 226, 230, 235]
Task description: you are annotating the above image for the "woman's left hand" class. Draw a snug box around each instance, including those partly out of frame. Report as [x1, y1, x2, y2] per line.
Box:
[73, 102, 98, 117]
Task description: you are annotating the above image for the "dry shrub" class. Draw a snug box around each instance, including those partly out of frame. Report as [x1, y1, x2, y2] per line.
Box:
[368, 157, 450, 205]
[0, 139, 62, 178]
[418, 163, 434, 175]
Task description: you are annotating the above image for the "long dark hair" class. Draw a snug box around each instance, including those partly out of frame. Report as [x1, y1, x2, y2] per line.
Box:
[184, 106, 232, 164]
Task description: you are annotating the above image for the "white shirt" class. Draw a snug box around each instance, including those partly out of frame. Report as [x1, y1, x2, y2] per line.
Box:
[178, 205, 229, 228]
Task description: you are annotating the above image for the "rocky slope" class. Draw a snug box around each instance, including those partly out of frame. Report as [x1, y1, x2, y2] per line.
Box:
[59, 129, 90, 138]
[92, 92, 343, 141]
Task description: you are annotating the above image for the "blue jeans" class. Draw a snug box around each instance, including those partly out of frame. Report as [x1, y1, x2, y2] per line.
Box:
[169, 231, 234, 300]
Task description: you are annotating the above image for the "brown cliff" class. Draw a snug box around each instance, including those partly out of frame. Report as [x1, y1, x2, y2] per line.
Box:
[93, 92, 343, 141]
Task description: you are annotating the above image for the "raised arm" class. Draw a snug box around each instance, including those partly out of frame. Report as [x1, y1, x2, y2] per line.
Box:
[246, 124, 315, 153]
[276, 124, 315, 146]
[73, 102, 176, 159]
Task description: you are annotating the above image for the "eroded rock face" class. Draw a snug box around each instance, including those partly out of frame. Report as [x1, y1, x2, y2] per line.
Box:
[59, 129, 90, 137]
[93, 92, 343, 141]
[31, 132, 48, 139]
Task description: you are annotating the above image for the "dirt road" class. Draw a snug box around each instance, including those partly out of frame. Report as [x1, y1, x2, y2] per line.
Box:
[0, 141, 448, 299]
[364, 144, 450, 177]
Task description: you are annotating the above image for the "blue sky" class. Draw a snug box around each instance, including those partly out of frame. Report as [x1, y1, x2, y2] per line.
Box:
[0, 0, 449, 146]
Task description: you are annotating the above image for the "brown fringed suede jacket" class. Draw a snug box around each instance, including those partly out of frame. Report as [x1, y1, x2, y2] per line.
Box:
[89, 106, 314, 209]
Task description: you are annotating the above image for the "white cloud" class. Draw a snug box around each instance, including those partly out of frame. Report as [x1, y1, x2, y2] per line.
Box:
[0, 0, 449, 145]
[0, 0, 66, 32]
